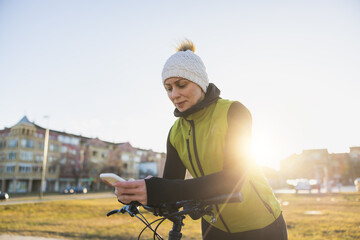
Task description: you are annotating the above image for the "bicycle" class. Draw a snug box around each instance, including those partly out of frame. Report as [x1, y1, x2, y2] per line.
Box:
[106, 192, 243, 240]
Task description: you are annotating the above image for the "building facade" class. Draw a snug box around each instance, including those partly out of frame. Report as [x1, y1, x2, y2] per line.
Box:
[280, 147, 360, 186]
[0, 116, 165, 193]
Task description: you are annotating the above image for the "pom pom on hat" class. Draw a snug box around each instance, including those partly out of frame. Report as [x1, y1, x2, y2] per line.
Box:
[162, 39, 209, 92]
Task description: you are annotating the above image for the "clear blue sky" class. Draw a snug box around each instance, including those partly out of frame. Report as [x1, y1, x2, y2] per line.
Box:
[1, 0, 359, 169]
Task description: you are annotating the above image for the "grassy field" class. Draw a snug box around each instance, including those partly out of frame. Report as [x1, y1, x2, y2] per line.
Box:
[0, 193, 359, 240]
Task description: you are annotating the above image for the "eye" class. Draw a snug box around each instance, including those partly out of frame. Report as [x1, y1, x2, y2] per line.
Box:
[178, 82, 187, 88]
[165, 86, 172, 92]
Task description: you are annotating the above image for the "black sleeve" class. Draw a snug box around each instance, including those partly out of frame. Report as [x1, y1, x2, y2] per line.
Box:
[162, 128, 186, 180]
[145, 102, 252, 205]
[146, 128, 186, 204]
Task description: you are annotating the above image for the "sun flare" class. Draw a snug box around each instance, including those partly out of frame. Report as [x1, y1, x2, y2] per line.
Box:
[252, 133, 280, 170]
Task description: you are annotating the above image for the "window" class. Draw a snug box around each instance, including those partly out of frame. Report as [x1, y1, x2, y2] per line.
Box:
[92, 151, 98, 157]
[8, 152, 17, 160]
[38, 142, 43, 150]
[61, 146, 67, 153]
[19, 164, 31, 173]
[35, 132, 44, 138]
[0, 140, 6, 149]
[49, 144, 58, 152]
[32, 166, 41, 173]
[20, 151, 33, 161]
[35, 155, 43, 162]
[122, 154, 130, 161]
[48, 166, 57, 173]
[5, 164, 15, 173]
[21, 139, 34, 148]
[15, 181, 27, 193]
[58, 135, 80, 145]
[8, 139, 18, 148]
[0, 153, 5, 161]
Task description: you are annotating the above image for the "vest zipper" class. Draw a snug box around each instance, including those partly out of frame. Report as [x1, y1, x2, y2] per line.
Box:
[186, 139, 199, 178]
[249, 180, 277, 219]
[189, 120, 205, 176]
[188, 119, 231, 233]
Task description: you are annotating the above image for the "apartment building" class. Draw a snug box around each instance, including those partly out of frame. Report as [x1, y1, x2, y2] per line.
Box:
[280, 148, 360, 185]
[0, 116, 165, 193]
[0, 116, 61, 193]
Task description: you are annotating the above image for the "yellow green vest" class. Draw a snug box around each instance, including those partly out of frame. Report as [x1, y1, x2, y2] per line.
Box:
[169, 99, 282, 233]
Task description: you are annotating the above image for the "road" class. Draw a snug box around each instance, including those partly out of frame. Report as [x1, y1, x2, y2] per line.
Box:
[0, 192, 115, 206]
[274, 185, 356, 194]
[0, 234, 66, 240]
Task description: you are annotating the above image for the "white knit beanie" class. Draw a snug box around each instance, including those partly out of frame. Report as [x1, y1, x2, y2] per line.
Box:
[162, 41, 209, 92]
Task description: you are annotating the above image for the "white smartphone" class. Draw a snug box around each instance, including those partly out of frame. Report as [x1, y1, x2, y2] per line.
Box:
[100, 173, 126, 185]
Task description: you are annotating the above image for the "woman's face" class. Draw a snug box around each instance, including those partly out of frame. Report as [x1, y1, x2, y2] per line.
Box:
[164, 77, 205, 112]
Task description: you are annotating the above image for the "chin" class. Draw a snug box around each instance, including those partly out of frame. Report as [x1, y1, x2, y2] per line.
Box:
[177, 107, 188, 112]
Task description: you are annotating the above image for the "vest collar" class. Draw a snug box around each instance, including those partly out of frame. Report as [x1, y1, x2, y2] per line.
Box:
[174, 83, 221, 118]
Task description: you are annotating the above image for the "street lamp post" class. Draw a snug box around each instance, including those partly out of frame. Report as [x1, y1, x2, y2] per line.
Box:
[40, 116, 50, 199]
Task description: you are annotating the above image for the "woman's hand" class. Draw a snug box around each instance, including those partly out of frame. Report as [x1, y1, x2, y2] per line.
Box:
[114, 176, 152, 205]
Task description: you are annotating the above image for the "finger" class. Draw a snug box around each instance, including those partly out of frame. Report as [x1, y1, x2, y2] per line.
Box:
[114, 180, 143, 188]
[114, 186, 133, 196]
[117, 194, 135, 204]
[113, 180, 135, 188]
[118, 185, 146, 195]
[118, 194, 147, 205]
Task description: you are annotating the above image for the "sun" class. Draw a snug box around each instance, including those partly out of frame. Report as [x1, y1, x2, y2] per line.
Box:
[251, 132, 280, 170]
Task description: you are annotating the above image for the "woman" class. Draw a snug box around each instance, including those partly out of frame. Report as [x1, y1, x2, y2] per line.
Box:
[114, 40, 288, 240]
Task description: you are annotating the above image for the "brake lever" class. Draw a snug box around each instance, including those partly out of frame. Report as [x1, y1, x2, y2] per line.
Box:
[120, 204, 140, 217]
[107, 209, 120, 216]
[107, 203, 141, 217]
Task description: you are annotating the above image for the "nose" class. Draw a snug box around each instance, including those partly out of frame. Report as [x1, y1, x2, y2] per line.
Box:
[171, 88, 180, 99]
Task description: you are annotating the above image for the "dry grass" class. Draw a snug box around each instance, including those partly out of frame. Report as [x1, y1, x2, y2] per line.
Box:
[279, 193, 360, 240]
[0, 193, 359, 239]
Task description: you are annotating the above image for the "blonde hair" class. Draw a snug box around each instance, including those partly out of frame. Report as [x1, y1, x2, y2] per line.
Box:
[176, 39, 196, 52]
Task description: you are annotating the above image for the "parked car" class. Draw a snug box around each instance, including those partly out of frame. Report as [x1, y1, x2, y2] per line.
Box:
[0, 191, 9, 200]
[75, 187, 88, 194]
[62, 186, 88, 194]
[286, 179, 319, 194]
[62, 187, 75, 194]
[355, 178, 360, 192]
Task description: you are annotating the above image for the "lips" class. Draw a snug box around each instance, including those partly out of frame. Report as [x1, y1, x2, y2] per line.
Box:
[175, 101, 186, 109]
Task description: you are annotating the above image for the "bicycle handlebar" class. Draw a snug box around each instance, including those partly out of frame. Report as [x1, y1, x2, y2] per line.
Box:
[175, 192, 243, 209]
[107, 192, 243, 240]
